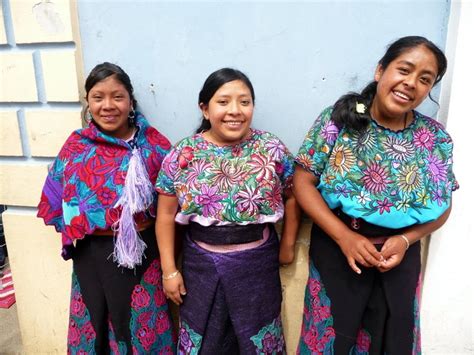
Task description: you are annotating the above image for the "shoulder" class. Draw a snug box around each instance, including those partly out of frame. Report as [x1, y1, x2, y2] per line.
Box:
[137, 113, 172, 151]
[414, 110, 453, 141]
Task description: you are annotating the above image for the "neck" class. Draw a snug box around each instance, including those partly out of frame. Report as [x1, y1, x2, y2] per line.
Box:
[370, 105, 410, 131]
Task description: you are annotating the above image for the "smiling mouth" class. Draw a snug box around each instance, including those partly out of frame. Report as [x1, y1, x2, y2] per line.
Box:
[224, 121, 244, 127]
[393, 90, 412, 101]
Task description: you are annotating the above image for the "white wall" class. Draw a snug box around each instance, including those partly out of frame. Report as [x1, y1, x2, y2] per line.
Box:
[422, 1, 474, 354]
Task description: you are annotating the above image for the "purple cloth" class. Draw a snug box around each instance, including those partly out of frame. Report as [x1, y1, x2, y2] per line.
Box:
[179, 226, 286, 354]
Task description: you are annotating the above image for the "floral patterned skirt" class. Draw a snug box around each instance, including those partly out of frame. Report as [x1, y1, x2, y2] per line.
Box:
[179, 225, 285, 354]
[297, 223, 422, 355]
[68, 228, 176, 354]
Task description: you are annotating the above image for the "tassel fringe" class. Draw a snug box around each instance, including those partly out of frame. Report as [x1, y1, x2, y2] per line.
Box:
[113, 148, 154, 268]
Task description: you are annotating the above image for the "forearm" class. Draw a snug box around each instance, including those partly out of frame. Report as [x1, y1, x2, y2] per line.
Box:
[281, 191, 301, 247]
[156, 195, 179, 275]
[402, 205, 452, 246]
[293, 166, 353, 243]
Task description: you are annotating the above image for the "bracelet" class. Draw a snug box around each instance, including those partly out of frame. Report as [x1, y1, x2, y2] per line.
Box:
[162, 270, 180, 280]
[399, 234, 410, 250]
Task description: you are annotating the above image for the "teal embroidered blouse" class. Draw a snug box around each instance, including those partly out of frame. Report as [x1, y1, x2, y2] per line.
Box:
[296, 107, 458, 228]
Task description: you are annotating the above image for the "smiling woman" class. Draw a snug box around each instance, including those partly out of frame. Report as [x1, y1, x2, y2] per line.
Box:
[293, 36, 457, 354]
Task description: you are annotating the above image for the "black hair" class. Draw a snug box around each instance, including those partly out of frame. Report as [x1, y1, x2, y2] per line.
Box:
[331, 36, 448, 132]
[196, 68, 255, 133]
[84, 62, 137, 124]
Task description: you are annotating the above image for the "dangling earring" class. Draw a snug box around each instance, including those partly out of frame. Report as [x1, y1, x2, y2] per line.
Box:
[87, 110, 93, 123]
[128, 108, 136, 126]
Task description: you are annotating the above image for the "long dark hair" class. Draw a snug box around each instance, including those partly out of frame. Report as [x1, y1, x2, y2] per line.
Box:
[84, 62, 137, 124]
[332, 36, 447, 132]
[196, 68, 255, 133]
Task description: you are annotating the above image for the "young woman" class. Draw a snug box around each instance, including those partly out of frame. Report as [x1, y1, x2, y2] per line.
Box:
[38, 63, 175, 354]
[156, 68, 300, 354]
[294, 36, 458, 354]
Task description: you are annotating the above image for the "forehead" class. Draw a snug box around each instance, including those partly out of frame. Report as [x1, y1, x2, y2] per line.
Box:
[392, 45, 439, 74]
[214, 80, 252, 96]
[90, 75, 127, 92]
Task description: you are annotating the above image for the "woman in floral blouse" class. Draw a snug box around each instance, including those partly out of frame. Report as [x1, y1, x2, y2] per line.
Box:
[38, 63, 175, 354]
[294, 36, 458, 354]
[156, 68, 300, 353]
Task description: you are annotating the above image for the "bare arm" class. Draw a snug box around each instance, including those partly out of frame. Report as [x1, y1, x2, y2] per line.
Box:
[293, 165, 383, 273]
[156, 194, 186, 304]
[379, 205, 452, 272]
[279, 188, 301, 265]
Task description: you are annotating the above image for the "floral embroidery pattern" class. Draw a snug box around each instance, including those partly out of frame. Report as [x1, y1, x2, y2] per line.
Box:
[349, 328, 371, 355]
[178, 321, 202, 355]
[297, 263, 335, 354]
[296, 107, 458, 228]
[250, 316, 285, 354]
[130, 259, 175, 354]
[67, 272, 96, 354]
[156, 129, 294, 225]
[37, 113, 171, 258]
[412, 274, 422, 355]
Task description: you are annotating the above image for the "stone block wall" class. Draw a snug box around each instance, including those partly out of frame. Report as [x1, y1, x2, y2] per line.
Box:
[0, 0, 83, 352]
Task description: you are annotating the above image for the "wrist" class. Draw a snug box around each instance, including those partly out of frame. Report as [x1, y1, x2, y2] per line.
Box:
[398, 234, 410, 250]
[162, 269, 180, 280]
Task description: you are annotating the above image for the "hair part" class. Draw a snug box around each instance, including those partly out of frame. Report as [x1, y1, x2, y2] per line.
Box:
[331, 36, 448, 132]
[196, 68, 255, 133]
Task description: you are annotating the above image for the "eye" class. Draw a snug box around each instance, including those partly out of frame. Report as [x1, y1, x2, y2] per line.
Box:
[217, 100, 228, 105]
[420, 76, 433, 85]
[114, 95, 124, 100]
[398, 67, 409, 74]
[241, 100, 251, 106]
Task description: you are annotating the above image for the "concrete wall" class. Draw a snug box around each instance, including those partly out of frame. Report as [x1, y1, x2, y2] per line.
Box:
[0, 0, 83, 352]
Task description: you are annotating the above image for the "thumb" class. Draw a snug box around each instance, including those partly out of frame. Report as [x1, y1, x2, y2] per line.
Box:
[179, 282, 187, 296]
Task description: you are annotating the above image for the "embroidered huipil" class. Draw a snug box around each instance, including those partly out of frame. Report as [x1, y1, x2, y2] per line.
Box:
[155, 129, 294, 226]
[296, 107, 458, 228]
[37, 113, 171, 259]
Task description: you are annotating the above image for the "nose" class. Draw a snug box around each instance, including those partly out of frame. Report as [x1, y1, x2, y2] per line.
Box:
[103, 97, 114, 109]
[403, 73, 416, 88]
[228, 100, 240, 115]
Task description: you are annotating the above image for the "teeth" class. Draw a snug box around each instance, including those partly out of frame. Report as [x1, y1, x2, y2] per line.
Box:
[394, 91, 410, 100]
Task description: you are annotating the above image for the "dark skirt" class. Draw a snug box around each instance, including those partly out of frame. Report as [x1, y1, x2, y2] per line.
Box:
[298, 218, 422, 355]
[178, 225, 285, 354]
[68, 228, 176, 354]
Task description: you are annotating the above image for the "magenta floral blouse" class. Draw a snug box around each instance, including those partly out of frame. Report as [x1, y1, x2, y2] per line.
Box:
[155, 129, 294, 226]
[296, 107, 458, 228]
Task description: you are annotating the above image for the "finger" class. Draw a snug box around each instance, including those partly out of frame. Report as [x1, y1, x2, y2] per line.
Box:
[172, 292, 183, 305]
[179, 283, 187, 296]
[347, 257, 361, 274]
[355, 254, 370, 268]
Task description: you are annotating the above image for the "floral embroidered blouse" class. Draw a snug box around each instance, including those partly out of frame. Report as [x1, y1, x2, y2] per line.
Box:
[296, 106, 458, 228]
[155, 129, 294, 226]
[37, 113, 171, 259]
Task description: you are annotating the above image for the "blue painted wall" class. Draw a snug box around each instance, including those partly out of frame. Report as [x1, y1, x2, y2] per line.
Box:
[77, 0, 450, 152]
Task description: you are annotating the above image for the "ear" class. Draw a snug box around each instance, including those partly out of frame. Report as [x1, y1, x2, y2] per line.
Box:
[374, 64, 383, 82]
[199, 103, 209, 119]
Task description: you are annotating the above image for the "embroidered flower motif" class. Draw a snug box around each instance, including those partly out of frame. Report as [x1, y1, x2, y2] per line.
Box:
[236, 185, 265, 216]
[210, 159, 247, 190]
[397, 165, 422, 194]
[335, 184, 351, 198]
[354, 130, 377, 153]
[361, 162, 391, 194]
[131, 285, 151, 310]
[194, 184, 223, 218]
[96, 186, 117, 205]
[413, 127, 435, 151]
[264, 138, 286, 160]
[329, 145, 356, 175]
[426, 154, 448, 183]
[248, 153, 275, 182]
[321, 120, 340, 144]
[376, 198, 393, 214]
[395, 198, 411, 212]
[383, 136, 414, 161]
[185, 160, 212, 189]
[355, 328, 371, 353]
[143, 259, 160, 285]
[178, 146, 194, 169]
[356, 190, 372, 205]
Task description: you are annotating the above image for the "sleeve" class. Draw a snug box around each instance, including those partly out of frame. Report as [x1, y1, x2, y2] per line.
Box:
[279, 141, 295, 190]
[37, 154, 66, 233]
[155, 147, 179, 196]
[440, 130, 459, 193]
[295, 106, 339, 178]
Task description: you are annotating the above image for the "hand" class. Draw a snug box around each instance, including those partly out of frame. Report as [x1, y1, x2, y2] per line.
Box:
[163, 272, 187, 305]
[337, 232, 384, 274]
[279, 242, 295, 266]
[377, 236, 407, 272]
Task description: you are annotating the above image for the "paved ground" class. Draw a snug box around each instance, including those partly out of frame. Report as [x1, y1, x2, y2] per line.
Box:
[0, 303, 23, 355]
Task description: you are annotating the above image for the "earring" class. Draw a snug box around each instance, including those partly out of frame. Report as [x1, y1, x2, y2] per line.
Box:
[128, 108, 136, 126]
[87, 110, 93, 122]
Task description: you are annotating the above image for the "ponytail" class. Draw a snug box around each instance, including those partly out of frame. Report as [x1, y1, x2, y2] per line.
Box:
[331, 81, 377, 132]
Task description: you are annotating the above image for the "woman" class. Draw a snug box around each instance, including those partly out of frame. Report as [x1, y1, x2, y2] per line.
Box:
[38, 63, 175, 354]
[155, 68, 300, 354]
[295, 36, 458, 354]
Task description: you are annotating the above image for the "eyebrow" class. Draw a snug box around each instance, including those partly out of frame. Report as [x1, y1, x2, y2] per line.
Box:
[398, 60, 437, 77]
